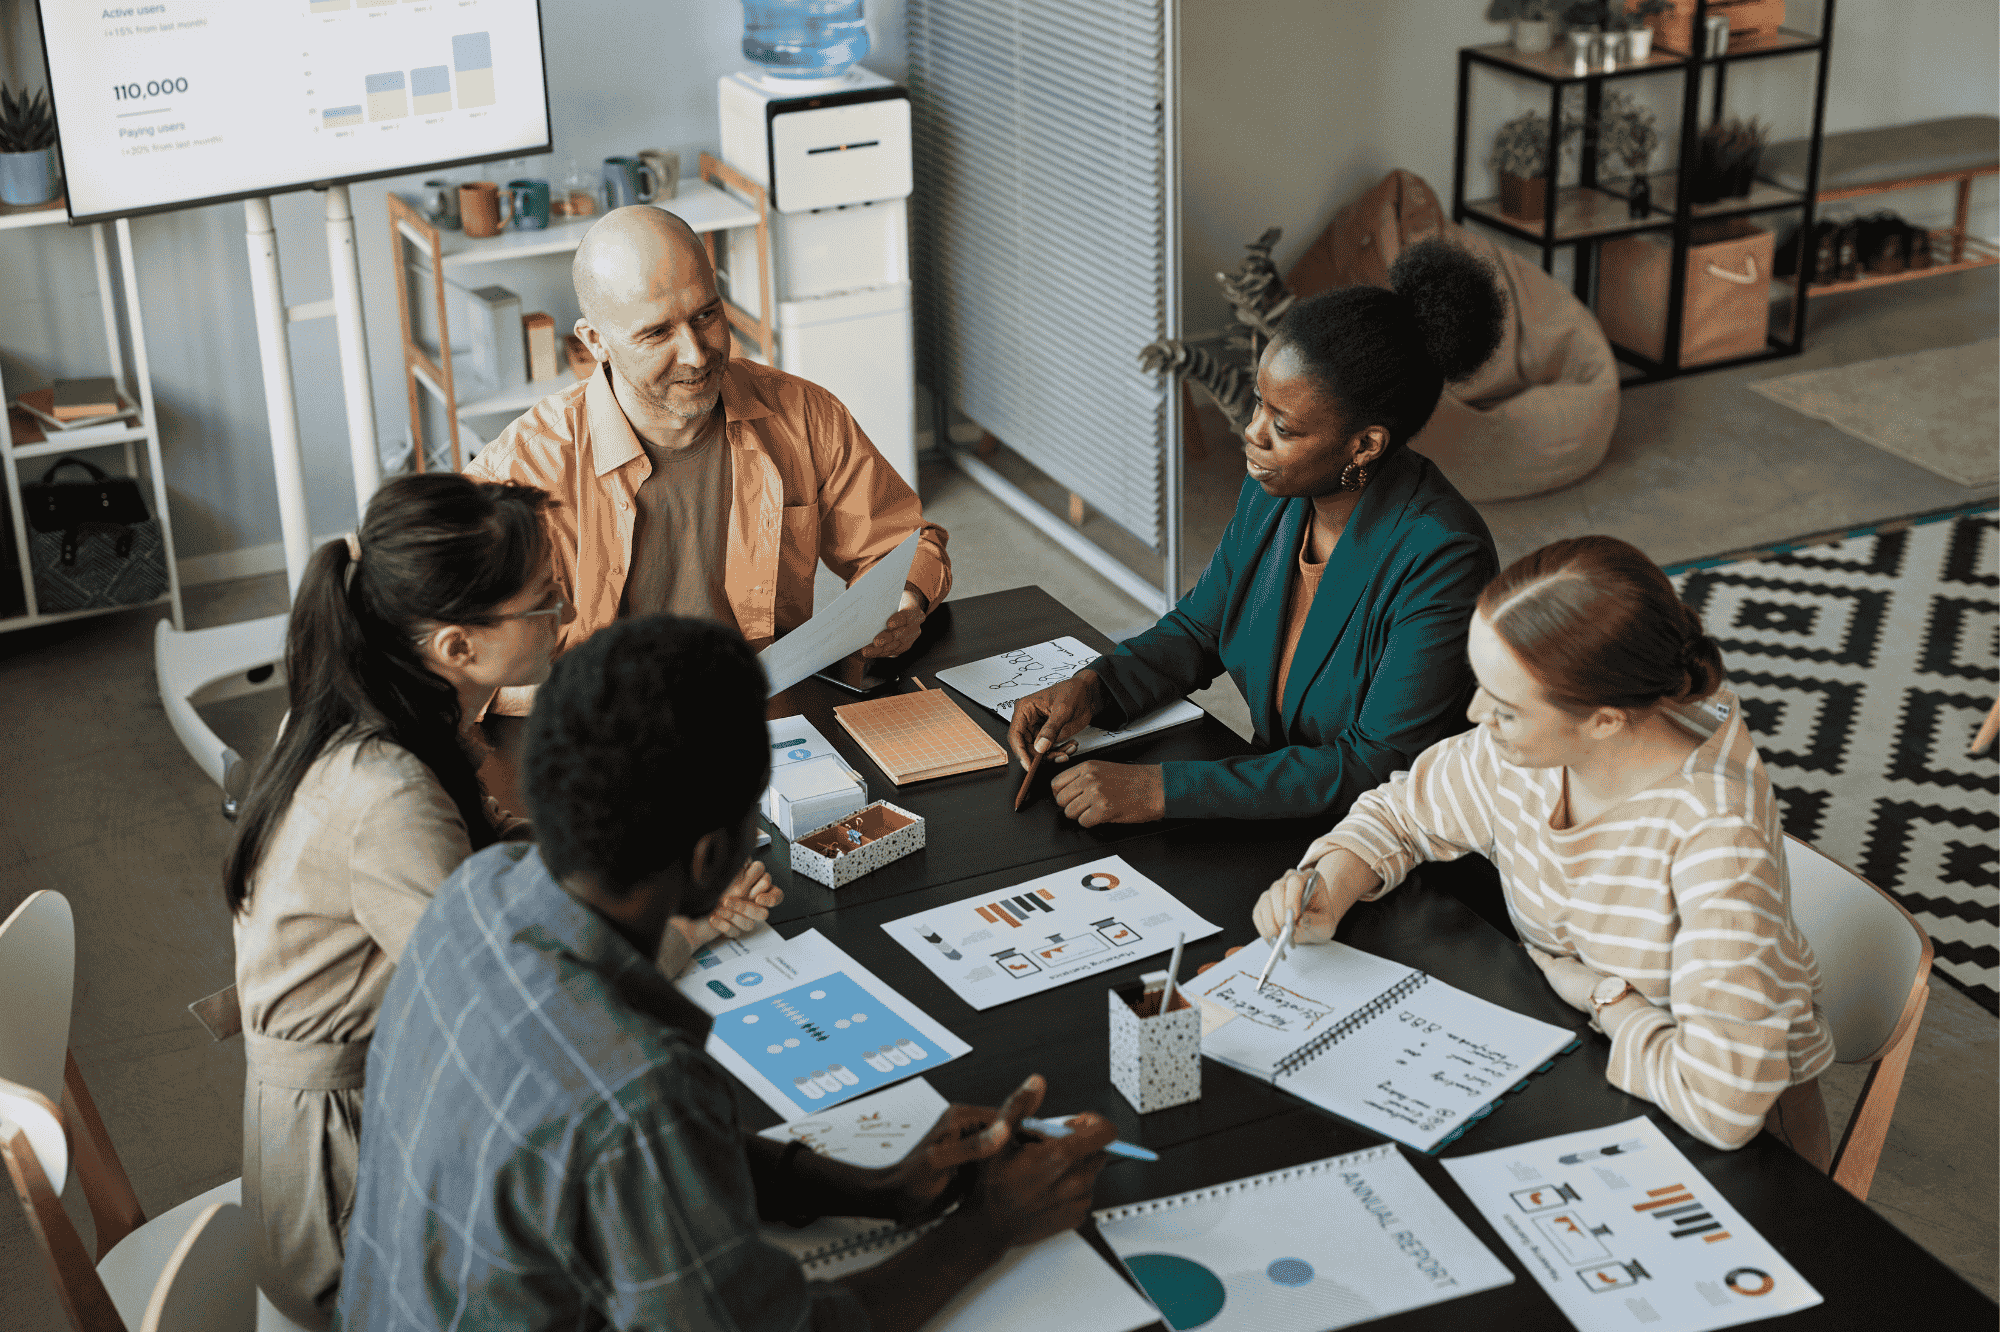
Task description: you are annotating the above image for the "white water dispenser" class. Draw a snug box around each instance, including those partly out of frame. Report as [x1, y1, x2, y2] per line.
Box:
[718, 67, 916, 485]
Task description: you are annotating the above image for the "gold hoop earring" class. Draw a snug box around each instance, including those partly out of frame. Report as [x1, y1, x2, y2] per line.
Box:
[1339, 462, 1369, 492]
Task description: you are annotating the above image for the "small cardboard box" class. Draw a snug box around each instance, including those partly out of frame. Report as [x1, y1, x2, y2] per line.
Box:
[768, 754, 868, 841]
[1109, 971, 1200, 1113]
[790, 801, 924, 889]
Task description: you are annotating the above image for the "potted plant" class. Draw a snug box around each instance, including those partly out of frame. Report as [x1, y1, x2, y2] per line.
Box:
[1490, 110, 1577, 221]
[1513, 0, 1557, 52]
[1690, 117, 1767, 203]
[1613, 0, 1669, 59]
[0, 84, 60, 208]
[1594, 90, 1661, 216]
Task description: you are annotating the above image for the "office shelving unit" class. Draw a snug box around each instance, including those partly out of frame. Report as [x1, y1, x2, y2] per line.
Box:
[1450, 1, 1837, 382]
[0, 201, 183, 633]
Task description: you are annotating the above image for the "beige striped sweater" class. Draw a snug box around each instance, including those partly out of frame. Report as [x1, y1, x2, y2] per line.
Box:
[1323, 688, 1835, 1149]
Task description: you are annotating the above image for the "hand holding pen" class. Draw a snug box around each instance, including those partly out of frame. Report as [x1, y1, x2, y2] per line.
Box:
[1254, 863, 1322, 994]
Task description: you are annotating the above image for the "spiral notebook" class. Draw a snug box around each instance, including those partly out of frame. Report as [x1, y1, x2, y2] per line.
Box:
[764, 1220, 1155, 1332]
[1094, 1143, 1512, 1332]
[1192, 937, 1577, 1153]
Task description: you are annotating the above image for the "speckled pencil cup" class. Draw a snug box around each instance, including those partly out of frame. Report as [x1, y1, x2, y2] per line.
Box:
[1109, 971, 1200, 1113]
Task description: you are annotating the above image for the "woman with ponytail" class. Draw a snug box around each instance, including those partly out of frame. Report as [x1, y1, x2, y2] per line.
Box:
[1254, 535, 1835, 1159]
[222, 473, 778, 1327]
[1011, 236, 1509, 825]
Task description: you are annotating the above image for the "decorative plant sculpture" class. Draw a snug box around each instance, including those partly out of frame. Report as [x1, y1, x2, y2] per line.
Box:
[1138, 228, 1292, 436]
[0, 85, 58, 154]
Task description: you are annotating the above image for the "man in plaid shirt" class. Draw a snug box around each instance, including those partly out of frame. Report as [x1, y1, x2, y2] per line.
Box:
[337, 616, 1114, 1330]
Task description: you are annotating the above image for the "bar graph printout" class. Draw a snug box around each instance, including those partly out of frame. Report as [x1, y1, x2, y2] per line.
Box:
[675, 927, 970, 1120]
[880, 856, 1221, 1010]
[1440, 1116, 1821, 1332]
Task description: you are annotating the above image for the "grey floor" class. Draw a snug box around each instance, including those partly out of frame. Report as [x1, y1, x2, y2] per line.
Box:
[2, 271, 1995, 1329]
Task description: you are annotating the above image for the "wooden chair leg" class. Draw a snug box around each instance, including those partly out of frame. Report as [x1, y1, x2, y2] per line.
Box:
[63, 1052, 145, 1260]
[2, 1116, 126, 1332]
[1830, 984, 1929, 1202]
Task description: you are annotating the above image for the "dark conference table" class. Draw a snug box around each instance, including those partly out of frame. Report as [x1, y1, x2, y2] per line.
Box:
[748, 587, 1994, 1330]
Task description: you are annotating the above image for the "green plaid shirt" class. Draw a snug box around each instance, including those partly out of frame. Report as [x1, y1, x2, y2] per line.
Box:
[337, 842, 868, 1331]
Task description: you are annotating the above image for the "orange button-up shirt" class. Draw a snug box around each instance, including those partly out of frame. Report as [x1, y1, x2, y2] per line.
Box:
[465, 359, 951, 715]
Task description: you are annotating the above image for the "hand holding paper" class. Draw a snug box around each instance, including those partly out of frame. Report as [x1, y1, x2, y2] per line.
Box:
[758, 530, 922, 696]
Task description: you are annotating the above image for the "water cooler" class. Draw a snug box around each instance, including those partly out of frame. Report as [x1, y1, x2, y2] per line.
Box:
[718, 68, 916, 485]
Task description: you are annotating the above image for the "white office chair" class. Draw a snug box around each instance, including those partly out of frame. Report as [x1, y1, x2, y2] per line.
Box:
[140, 1201, 257, 1332]
[153, 612, 289, 817]
[1784, 835, 1934, 1201]
[0, 891, 309, 1331]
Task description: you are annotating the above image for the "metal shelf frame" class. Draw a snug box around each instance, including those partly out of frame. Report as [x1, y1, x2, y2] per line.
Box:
[1451, 2, 1839, 384]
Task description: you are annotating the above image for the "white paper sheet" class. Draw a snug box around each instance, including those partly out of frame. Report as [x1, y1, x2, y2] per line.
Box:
[790, 1228, 1158, 1332]
[1094, 1142, 1512, 1332]
[880, 856, 1222, 1010]
[1440, 1116, 1822, 1332]
[759, 530, 921, 696]
[935, 635, 1206, 756]
[677, 926, 969, 1119]
[1194, 937, 1577, 1153]
[755, 1078, 950, 1167]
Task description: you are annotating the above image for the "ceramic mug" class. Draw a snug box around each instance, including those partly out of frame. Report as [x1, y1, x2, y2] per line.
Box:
[421, 177, 460, 230]
[638, 149, 680, 201]
[508, 177, 551, 231]
[459, 181, 512, 238]
[601, 156, 660, 211]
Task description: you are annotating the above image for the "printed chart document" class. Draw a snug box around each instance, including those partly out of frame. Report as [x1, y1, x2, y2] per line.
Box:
[755, 1078, 950, 1168]
[1440, 1116, 1822, 1331]
[767, 1225, 1156, 1332]
[936, 636, 1206, 756]
[1094, 1143, 1512, 1331]
[759, 531, 920, 696]
[1193, 937, 1576, 1152]
[676, 926, 968, 1119]
[881, 856, 1221, 1010]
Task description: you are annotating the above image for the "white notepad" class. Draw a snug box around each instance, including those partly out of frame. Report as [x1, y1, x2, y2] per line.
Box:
[1193, 937, 1577, 1152]
[764, 1223, 1156, 1332]
[1094, 1142, 1512, 1332]
[935, 636, 1205, 756]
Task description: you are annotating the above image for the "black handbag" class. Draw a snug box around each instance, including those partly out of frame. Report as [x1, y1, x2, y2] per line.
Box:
[23, 456, 168, 613]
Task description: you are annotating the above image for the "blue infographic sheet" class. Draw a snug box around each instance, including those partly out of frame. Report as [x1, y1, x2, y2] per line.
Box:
[677, 927, 970, 1119]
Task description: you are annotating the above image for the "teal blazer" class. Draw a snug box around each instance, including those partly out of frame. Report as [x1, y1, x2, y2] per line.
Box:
[1090, 446, 1497, 821]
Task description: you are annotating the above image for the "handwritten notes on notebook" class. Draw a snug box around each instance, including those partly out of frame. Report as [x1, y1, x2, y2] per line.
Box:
[934, 636, 1205, 756]
[756, 1079, 950, 1167]
[1195, 937, 1577, 1152]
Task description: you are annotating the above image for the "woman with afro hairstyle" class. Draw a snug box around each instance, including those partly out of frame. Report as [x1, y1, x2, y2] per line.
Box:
[1010, 237, 1509, 827]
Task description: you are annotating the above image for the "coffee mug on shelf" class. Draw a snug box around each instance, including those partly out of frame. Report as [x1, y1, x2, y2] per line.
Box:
[508, 177, 551, 231]
[459, 181, 512, 238]
[638, 149, 680, 201]
[601, 156, 659, 211]
[421, 177, 460, 230]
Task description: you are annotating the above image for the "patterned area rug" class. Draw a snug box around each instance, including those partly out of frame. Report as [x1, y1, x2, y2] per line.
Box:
[1667, 504, 2000, 1014]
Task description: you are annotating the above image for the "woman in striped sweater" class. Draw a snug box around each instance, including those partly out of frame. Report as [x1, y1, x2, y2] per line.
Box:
[1257, 535, 1834, 1160]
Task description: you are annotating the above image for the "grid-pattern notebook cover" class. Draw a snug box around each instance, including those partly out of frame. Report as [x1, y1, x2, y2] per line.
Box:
[833, 687, 1007, 785]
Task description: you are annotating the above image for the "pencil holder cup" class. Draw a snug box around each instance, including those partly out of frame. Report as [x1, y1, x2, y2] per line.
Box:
[1108, 971, 1200, 1113]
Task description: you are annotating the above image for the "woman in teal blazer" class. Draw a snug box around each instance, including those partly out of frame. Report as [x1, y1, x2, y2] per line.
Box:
[1010, 238, 1506, 825]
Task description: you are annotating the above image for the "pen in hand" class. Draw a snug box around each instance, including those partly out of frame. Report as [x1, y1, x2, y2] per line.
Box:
[1256, 865, 1323, 995]
[1020, 1116, 1159, 1162]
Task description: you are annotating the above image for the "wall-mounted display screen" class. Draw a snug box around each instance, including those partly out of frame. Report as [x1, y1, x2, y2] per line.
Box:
[37, 0, 550, 223]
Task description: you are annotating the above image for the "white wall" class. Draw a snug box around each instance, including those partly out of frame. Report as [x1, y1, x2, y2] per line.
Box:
[0, 0, 905, 572]
[1179, 0, 2000, 336]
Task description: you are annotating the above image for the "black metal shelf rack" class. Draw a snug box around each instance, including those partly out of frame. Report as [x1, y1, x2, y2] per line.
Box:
[1449, 0, 1837, 383]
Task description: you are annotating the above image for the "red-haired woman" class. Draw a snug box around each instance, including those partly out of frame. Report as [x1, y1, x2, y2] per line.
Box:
[1254, 535, 1834, 1160]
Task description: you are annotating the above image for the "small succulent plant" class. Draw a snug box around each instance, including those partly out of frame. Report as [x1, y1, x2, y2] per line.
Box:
[0, 84, 58, 155]
[1490, 110, 1579, 179]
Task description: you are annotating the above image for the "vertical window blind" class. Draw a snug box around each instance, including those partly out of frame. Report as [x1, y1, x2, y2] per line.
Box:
[908, 0, 1176, 563]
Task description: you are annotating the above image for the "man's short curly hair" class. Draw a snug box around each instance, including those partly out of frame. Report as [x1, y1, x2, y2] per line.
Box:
[524, 615, 770, 897]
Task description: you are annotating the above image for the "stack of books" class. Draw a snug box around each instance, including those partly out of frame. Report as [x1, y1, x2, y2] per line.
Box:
[10, 378, 137, 435]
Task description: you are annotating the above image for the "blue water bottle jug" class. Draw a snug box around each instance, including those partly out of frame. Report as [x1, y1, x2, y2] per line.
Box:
[741, 0, 870, 81]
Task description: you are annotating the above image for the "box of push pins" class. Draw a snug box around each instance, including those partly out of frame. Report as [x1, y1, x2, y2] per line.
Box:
[788, 801, 925, 888]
